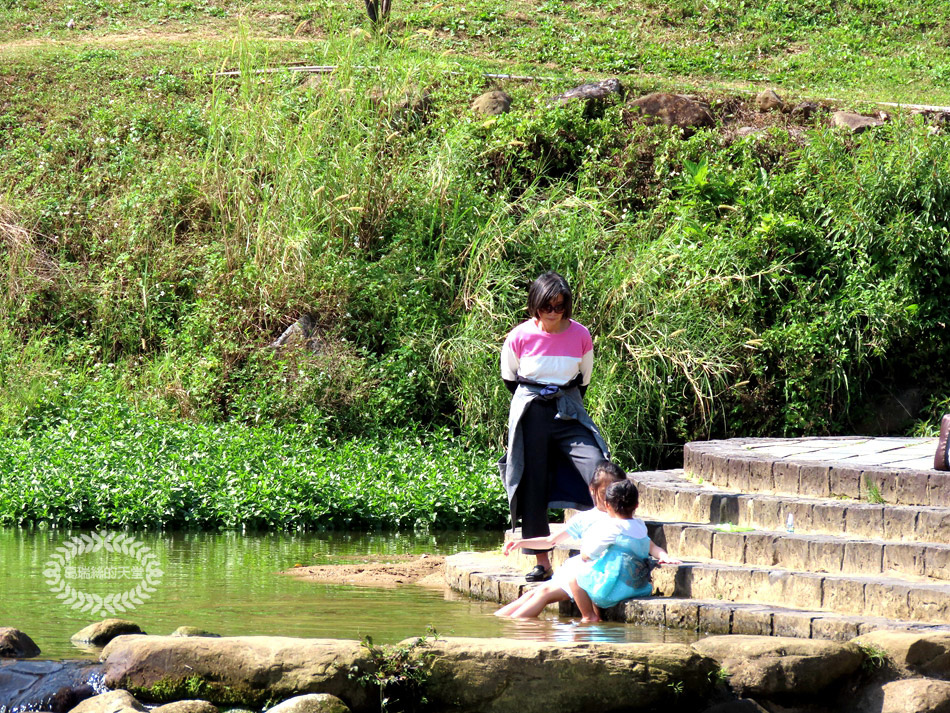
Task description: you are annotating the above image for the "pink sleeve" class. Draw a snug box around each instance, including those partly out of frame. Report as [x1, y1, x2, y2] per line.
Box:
[501, 331, 521, 381]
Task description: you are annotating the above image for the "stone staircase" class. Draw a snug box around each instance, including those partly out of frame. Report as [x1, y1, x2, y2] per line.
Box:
[446, 436, 950, 641]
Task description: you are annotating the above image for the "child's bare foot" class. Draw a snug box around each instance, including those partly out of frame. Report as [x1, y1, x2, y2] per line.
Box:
[580, 614, 602, 623]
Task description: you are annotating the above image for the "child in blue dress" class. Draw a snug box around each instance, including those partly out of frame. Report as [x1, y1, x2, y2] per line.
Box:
[569, 479, 662, 622]
[496, 469, 678, 620]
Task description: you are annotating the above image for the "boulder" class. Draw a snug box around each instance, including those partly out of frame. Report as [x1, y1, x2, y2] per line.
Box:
[101, 634, 717, 713]
[626, 93, 714, 134]
[0, 627, 41, 658]
[270, 315, 326, 354]
[0, 659, 100, 712]
[853, 630, 950, 678]
[471, 90, 512, 115]
[550, 78, 623, 105]
[852, 678, 950, 713]
[170, 627, 221, 638]
[832, 111, 886, 133]
[756, 89, 784, 112]
[72, 620, 144, 647]
[152, 701, 219, 713]
[68, 690, 147, 713]
[265, 694, 350, 713]
[421, 637, 718, 713]
[791, 101, 820, 121]
[700, 699, 769, 713]
[692, 635, 863, 698]
[100, 636, 369, 709]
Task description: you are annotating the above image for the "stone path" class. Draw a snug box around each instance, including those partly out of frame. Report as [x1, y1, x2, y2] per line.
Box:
[446, 436, 950, 641]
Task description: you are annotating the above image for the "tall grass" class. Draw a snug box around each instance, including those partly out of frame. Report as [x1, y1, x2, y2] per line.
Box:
[2, 33, 950, 520]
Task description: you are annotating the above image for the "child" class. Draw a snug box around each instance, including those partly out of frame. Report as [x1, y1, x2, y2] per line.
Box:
[496, 464, 678, 620]
[494, 460, 625, 619]
[569, 479, 678, 622]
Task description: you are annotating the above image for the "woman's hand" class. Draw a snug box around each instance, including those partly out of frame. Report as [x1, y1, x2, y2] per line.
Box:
[502, 540, 521, 556]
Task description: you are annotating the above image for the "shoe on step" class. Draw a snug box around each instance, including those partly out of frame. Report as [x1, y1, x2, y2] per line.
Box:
[525, 565, 553, 582]
[936, 414, 950, 471]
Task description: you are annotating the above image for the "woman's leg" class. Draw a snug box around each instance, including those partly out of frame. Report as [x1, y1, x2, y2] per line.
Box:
[516, 400, 557, 571]
[551, 419, 604, 489]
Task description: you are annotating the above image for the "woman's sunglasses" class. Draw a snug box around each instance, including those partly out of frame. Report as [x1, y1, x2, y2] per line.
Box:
[539, 302, 566, 314]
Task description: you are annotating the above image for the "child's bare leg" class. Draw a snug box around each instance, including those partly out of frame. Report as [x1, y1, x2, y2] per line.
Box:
[496, 590, 534, 617]
[568, 577, 601, 623]
[508, 584, 568, 619]
[496, 582, 559, 617]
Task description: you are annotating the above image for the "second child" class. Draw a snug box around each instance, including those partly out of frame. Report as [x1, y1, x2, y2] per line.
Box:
[497, 467, 679, 620]
[569, 479, 671, 622]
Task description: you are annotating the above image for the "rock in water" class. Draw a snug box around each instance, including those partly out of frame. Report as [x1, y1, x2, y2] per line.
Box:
[0, 627, 41, 658]
[471, 90, 512, 115]
[69, 690, 147, 713]
[264, 694, 350, 713]
[100, 634, 717, 711]
[170, 626, 221, 638]
[152, 701, 220, 713]
[422, 637, 717, 713]
[692, 635, 863, 698]
[71, 619, 144, 647]
[853, 678, 950, 713]
[626, 93, 714, 135]
[101, 636, 370, 709]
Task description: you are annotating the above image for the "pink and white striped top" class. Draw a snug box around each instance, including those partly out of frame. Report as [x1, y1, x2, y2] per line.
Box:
[501, 319, 593, 387]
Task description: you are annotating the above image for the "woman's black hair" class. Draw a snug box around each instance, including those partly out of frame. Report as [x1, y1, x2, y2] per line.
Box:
[604, 480, 639, 518]
[527, 271, 573, 320]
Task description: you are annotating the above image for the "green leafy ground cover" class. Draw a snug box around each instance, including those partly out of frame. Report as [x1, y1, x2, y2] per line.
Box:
[2, 2, 950, 529]
[0, 388, 502, 529]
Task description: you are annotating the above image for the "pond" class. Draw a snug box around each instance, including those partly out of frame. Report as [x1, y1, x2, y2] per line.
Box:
[0, 527, 696, 661]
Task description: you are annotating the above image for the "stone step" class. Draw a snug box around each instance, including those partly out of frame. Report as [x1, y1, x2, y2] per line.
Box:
[631, 469, 950, 545]
[446, 552, 950, 641]
[650, 560, 950, 623]
[502, 532, 950, 624]
[684, 437, 944, 506]
[648, 521, 950, 583]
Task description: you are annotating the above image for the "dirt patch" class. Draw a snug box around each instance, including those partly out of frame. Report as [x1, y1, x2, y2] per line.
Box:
[281, 554, 446, 588]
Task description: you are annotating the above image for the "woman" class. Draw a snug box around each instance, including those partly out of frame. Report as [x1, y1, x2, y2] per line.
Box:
[499, 271, 609, 582]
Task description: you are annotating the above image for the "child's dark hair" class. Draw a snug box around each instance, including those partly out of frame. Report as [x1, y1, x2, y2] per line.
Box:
[604, 480, 639, 518]
[591, 460, 626, 497]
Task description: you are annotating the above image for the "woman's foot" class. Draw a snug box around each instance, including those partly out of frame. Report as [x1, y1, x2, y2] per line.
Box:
[525, 564, 552, 582]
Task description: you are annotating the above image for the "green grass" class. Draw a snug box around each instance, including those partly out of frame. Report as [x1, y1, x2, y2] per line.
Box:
[2, 3, 950, 529]
[3, 0, 950, 102]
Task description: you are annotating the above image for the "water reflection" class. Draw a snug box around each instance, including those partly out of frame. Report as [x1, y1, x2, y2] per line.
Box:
[0, 528, 695, 661]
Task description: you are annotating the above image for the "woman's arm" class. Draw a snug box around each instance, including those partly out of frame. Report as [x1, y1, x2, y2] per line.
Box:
[649, 540, 681, 565]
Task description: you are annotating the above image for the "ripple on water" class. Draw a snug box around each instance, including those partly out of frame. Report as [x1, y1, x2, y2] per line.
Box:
[0, 527, 696, 663]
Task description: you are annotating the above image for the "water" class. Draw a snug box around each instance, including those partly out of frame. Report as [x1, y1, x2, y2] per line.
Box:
[0, 527, 695, 662]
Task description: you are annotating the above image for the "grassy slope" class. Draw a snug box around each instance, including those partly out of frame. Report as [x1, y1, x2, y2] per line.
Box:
[3, 0, 950, 104]
[1, 1, 950, 529]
